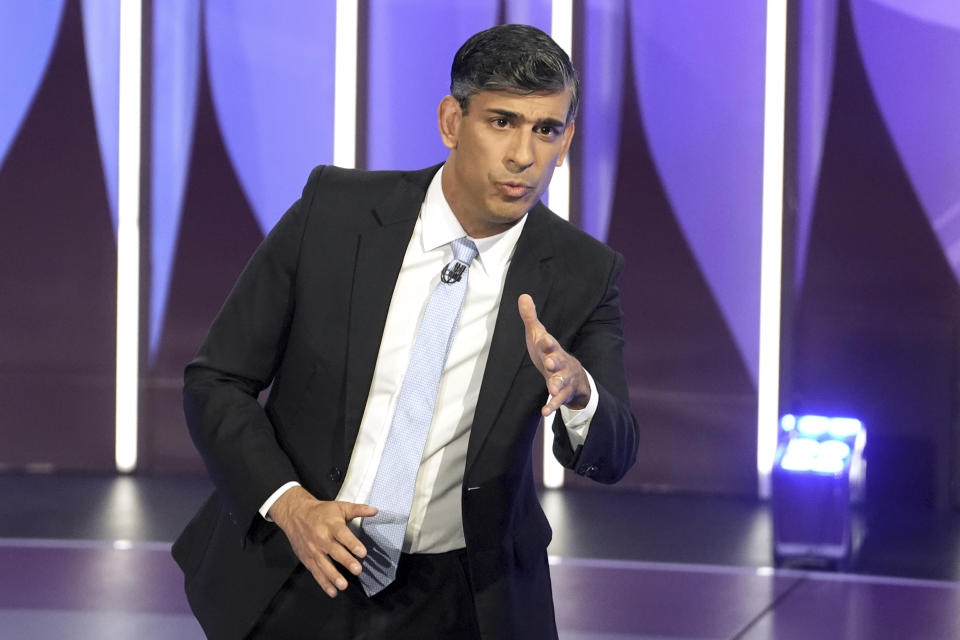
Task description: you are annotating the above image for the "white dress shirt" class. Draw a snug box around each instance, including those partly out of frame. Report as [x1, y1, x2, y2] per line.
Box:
[261, 166, 597, 552]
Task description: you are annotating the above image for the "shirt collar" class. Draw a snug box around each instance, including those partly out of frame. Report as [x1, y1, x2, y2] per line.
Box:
[420, 165, 528, 276]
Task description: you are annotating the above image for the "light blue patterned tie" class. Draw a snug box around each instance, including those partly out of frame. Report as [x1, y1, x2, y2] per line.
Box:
[358, 237, 479, 596]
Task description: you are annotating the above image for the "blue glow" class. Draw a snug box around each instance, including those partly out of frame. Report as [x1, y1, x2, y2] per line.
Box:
[828, 417, 862, 438]
[777, 415, 864, 476]
[810, 455, 845, 474]
[819, 439, 851, 459]
[780, 439, 819, 472]
[797, 415, 830, 436]
[812, 439, 852, 473]
[779, 437, 852, 474]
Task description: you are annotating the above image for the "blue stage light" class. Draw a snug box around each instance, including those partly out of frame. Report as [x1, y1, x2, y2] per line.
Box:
[810, 441, 851, 474]
[780, 414, 797, 432]
[772, 413, 867, 568]
[776, 415, 862, 475]
[797, 414, 830, 437]
[780, 438, 818, 472]
[828, 417, 862, 439]
[819, 439, 852, 460]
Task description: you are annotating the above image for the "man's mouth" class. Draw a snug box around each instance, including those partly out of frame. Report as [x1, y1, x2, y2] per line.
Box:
[496, 181, 533, 198]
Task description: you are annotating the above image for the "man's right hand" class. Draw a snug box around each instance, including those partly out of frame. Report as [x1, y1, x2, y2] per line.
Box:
[268, 485, 377, 598]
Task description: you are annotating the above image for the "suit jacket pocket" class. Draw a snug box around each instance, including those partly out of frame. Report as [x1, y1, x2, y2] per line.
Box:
[512, 505, 553, 570]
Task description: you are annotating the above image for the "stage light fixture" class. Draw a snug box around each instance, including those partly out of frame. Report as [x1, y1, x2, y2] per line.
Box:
[772, 414, 867, 568]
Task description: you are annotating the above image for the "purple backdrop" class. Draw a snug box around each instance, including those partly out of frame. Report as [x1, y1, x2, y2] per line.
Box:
[0, 1, 956, 507]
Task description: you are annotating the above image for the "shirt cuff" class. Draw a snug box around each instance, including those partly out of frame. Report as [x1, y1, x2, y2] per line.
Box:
[558, 369, 598, 449]
[259, 481, 302, 521]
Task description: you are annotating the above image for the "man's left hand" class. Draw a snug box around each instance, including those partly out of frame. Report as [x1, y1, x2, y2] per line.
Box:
[518, 294, 590, 416]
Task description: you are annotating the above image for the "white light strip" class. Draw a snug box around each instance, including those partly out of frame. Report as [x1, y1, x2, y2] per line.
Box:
[334, 0, 358, 168]
[115, 0, 142, 473]
[551, 0, 574, 60]
[549, 0, 573, 225]
[757, 0, 788, 497]
[549, 165, 571, 222]
[542, 414, 565, 488]
[544, 0, 574, 489]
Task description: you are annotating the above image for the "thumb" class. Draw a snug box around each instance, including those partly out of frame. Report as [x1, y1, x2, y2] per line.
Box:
[342, 502, 378, 519]
[518, 294, 541, 332]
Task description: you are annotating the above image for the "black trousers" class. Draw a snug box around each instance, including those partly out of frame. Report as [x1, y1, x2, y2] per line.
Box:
[246, 549, 482, 640]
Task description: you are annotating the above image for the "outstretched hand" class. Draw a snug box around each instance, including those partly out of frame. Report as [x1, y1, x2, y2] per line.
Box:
[269, 486, 377, 598]
[518, 294, 590, 416]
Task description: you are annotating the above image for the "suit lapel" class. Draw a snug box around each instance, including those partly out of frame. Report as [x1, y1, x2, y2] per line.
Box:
[342, 167, 439, 460]
[465, 204, 555, 476]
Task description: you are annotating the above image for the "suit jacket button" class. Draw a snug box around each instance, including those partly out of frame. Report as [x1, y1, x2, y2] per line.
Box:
[328, 466, 343, 482]
[579, 464, 599, 477]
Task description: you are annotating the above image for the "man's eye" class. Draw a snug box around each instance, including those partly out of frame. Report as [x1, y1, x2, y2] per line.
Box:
[538, 126, 559, 137]
[492, 118, 509, 128]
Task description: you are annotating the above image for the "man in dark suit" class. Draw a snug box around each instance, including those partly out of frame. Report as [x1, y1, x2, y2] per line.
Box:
[174, 24, 638, 639]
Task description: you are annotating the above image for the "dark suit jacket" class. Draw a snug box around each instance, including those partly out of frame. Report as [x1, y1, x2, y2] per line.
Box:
[172, 164, 639, 640]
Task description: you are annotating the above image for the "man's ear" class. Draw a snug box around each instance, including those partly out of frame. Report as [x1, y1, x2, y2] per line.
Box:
[556, 120, 576, 167]
[438, 95, 463, 150]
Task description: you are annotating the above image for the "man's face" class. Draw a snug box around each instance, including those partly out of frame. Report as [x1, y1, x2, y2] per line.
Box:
[439, 90, 575, 238]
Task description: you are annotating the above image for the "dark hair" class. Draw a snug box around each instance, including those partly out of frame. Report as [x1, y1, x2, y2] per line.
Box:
[450, 24, 580, 122]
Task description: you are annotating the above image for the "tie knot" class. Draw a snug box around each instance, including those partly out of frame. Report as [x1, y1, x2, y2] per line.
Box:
[450, 237, 478, 266]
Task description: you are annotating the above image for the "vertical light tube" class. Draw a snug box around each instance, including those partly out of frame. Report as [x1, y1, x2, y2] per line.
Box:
[548, 0, 573, 223]
[543, 0, 574, 490]
[758, 0, 787, 497]
[115, 0, 142, 473]
[334, 0, 358, 169]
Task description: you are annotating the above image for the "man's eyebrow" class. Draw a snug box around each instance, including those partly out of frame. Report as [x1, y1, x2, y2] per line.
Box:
[487, 108, 521, 120]
[537, 117, 566, 130]
[486, 109, 566, 130]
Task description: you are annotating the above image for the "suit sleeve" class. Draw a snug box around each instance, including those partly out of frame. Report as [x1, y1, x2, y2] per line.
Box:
[182, 165, 324, 538]
[552, 252, 639, 484]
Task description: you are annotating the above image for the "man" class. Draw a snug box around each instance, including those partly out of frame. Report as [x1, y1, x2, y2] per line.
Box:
[174, 24, 638, 640]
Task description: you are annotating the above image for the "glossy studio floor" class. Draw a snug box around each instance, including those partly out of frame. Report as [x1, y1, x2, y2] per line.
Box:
[1, 472, 959, 639]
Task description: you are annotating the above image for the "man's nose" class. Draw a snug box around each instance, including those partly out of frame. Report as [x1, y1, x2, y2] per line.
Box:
[504, 129, 534, 172]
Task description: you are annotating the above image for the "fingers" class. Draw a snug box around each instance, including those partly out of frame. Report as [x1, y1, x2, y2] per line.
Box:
[542, 372, 577, 415]
[518, 294, 590, 414]
[332, 520, 367, 561]
[517, 293, 539, 327]
[309, 554, 346, 598]
[520, 310, 560, 363]
[327, 535, 363, 578]
[547, 372, 567, 396]
[338, 502, 376, 557]
[542, 384, 575, 415]
[341, 501, 378, 522]
[279, 498, 378, 598]
[518, 294, 546, 343]
[519, 294, 559, 364]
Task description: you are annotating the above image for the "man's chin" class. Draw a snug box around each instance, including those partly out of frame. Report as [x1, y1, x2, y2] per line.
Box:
[488, 204, 531, 225]
[494, 193, 537, 213]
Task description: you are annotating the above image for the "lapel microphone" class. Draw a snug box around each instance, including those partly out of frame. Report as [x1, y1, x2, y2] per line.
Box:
[441, 262, 467, 284]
